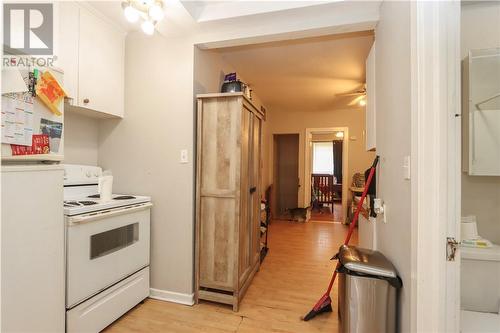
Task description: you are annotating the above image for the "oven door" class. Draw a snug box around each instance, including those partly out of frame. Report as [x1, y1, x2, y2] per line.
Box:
[66, 203, 151, 308]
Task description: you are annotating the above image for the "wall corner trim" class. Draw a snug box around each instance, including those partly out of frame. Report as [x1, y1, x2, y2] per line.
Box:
[149, 288, 195, 306]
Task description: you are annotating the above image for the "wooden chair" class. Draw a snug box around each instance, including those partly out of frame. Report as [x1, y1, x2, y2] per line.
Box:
[311, 174, 342, 212]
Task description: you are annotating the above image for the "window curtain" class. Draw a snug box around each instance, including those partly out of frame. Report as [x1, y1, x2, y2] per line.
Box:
[332, 140, 343, 183]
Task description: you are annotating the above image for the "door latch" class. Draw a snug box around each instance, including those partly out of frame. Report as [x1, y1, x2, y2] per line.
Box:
[446, 237, 460, 261]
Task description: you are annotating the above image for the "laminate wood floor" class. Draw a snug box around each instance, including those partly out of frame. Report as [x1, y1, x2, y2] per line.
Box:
[104, 219, 356, 333]
[311, 203, 343, 222]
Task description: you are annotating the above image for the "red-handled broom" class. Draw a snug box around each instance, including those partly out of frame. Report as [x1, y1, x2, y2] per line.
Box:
[302, 155, 379, 321]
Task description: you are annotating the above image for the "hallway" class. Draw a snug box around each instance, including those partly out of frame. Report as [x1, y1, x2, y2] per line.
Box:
[106, 220, 356, 333]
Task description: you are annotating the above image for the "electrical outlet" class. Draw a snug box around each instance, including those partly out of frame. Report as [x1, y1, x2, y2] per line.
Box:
[403, 156, 411, 180]
[374, 198, 387, 224]
[180, 149, 188, 164]
[382, 204, 387, 223]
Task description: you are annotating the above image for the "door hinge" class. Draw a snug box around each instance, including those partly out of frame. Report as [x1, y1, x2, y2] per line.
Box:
[446, 237, 460, 261]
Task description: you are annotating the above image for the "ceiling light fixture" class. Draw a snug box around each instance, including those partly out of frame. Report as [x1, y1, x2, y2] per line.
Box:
[141, 20, 155, 35]
[148, 3, 165, 21]
[122, 0, 164, 35]
[124, 4, 139, 22]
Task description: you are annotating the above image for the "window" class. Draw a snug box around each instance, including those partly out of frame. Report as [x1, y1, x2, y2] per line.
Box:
[90, 223, 139, 259]
[312, 142, 333, 174]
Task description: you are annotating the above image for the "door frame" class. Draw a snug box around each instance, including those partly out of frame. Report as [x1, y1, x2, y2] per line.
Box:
[304, 127, 349, 223]
[409, 1, 461, 332]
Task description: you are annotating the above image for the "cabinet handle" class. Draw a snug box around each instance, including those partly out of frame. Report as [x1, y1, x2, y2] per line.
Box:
[83, 98, 90, 104]
[249, 187, 257, 194]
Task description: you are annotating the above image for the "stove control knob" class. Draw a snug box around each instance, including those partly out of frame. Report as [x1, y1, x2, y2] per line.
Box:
[86, 171, 91, 178]
[94, 172, 100, 177]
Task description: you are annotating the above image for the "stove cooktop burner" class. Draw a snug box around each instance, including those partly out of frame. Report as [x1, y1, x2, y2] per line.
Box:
[113, 195, 136, 200]
[64, 200, 98, 206]
[86, 194, 137, 200]
[79, 201, 98, 206]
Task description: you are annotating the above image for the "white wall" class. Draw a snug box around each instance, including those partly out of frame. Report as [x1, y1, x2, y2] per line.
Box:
[194, 48, 235, 95]
[64, 112, 99, 165]
[98, 32, 196, 297]
[461, 2, 500, 244]
[373, 1, 412, 332]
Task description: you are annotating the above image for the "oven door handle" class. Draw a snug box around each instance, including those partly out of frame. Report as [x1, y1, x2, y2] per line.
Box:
[67, 202, 153, 225]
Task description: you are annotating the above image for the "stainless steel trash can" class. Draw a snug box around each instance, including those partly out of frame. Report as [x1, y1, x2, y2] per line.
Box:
[337, 245, 402, 333]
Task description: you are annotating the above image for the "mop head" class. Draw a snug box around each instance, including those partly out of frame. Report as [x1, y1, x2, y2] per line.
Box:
[301, 295, 333, 321]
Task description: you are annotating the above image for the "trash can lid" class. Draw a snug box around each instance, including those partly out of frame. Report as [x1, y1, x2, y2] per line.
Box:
[338, 245, 398, 280]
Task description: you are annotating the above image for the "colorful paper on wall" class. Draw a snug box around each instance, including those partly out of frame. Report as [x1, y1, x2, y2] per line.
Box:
[1, 92, 34, 146]
[11, 134, 50, 155]
[35, 71, 67, 116]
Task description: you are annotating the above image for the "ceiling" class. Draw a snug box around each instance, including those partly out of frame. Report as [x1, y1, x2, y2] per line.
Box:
[86, 1, 133, 32]
[85, 1, 375, 112]
[181, 1, 336, 22]
[215, 31, 374, 112]
[86, 1, 332, 39]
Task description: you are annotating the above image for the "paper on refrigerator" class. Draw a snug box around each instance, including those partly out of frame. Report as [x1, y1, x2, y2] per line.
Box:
[1, 92, 34, 146]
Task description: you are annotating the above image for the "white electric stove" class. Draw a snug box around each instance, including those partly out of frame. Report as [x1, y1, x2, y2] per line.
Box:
[63, 164, 151, 216]
[63, 164, 151, 333]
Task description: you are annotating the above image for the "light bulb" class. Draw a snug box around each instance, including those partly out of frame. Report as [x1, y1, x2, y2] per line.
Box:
[359, 99, 366, 106]
[141, 20, 155, 35]
[335, 132, 344, 138]
[148, 4, 164, 21]
[124, 5, 139, 23]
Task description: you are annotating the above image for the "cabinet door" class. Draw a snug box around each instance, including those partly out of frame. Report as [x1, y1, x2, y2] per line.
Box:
[238, 107, 253, 286]
[78, 8, 124, 117]
[365, 42, 376, 151]
[466, 49, 500, 175]
[198, 98, 241, 290]
[250, 115, 262, 264]
[56, 2, 79, 100]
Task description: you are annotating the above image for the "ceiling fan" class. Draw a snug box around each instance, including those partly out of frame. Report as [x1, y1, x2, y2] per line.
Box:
[336, 85, 367, 106]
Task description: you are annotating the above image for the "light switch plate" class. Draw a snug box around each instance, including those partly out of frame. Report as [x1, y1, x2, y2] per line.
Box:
[180, 149, 188, 164]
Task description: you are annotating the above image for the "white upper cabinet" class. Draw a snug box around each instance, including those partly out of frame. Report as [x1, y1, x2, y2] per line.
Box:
[57, 2, 79, 100]
[463, 48, 500, 176]
[365, 41, 376, 151]
[57, 2, 125, 118]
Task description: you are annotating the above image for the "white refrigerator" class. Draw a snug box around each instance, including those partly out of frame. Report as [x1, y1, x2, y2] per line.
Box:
[1, 67, 65, 332]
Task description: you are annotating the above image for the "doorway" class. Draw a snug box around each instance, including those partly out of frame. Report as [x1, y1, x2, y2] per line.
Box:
[273, 134, 299, 218]
[305, 127, 349, 223]
[310, 134, 344, 222]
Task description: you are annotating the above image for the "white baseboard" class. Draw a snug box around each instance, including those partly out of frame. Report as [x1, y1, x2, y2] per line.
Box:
[149, 288, 194, 306]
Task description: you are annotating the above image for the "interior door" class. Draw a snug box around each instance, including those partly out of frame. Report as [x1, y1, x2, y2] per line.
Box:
[274, 134, 299, 216]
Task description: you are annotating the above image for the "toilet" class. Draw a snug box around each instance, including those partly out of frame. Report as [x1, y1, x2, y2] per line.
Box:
[461, 244, 500, 332]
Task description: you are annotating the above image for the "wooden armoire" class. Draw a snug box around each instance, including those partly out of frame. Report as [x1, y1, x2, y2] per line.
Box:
[195, 92, 265, 311]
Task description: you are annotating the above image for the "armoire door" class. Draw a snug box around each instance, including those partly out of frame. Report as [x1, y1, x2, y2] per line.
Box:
[198, 97, 241, 290]
[238, 107, 253, 286]
[238, 108, 262, 288]
[250, 114, 262, 264]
